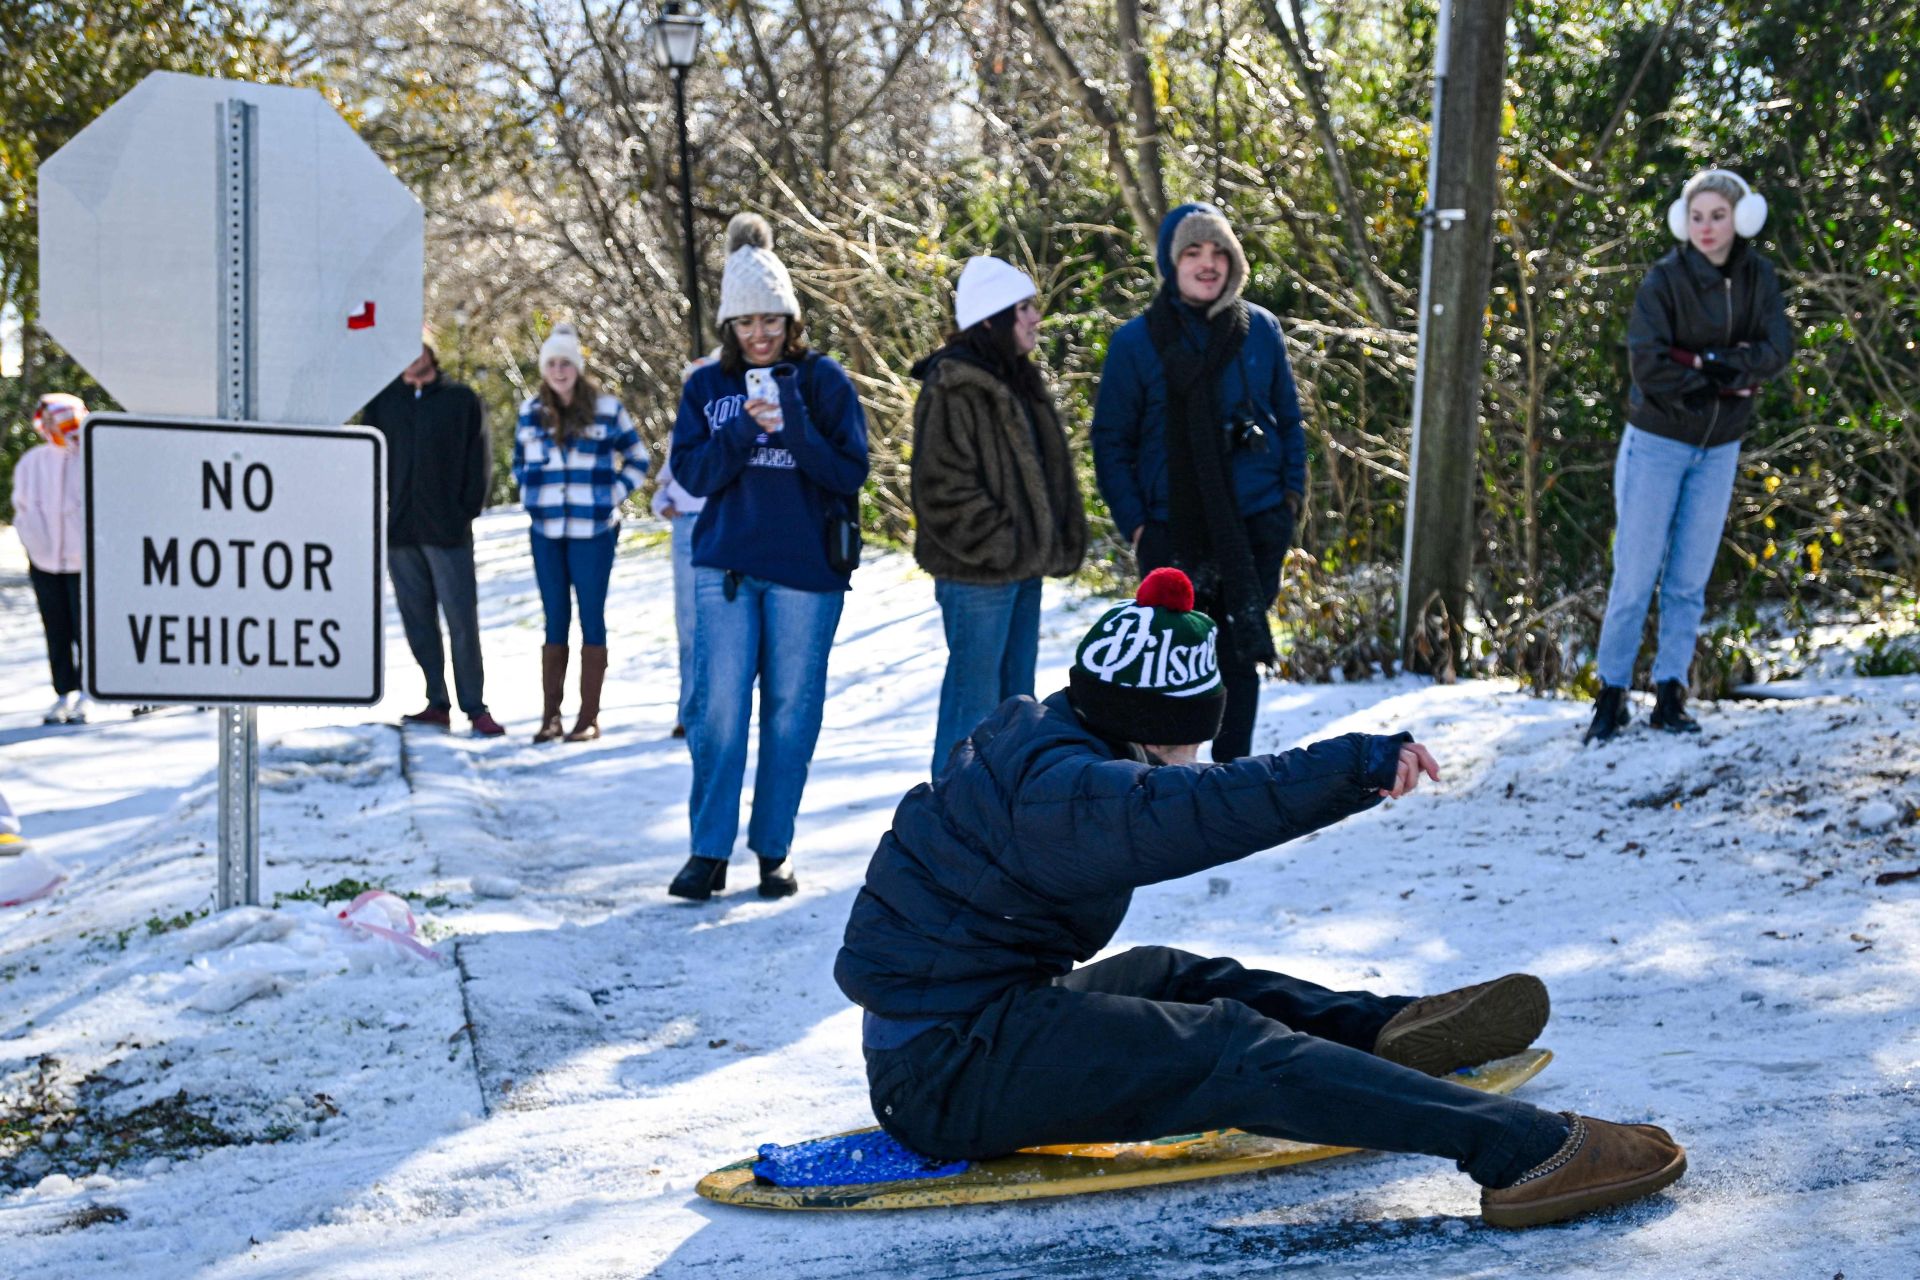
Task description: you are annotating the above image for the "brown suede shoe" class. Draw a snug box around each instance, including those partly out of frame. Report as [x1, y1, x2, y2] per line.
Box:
[1374, 973, 1549, 1075]
[1482, 1113, 1687, 1228]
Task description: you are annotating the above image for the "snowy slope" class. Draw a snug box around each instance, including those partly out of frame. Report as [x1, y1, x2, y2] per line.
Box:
[1, 512, 1916, 1279]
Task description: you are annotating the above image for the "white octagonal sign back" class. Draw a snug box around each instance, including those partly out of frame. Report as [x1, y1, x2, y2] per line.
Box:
[39, 72, 423, 425]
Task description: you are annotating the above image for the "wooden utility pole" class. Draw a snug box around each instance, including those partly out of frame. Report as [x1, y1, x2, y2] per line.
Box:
[1398, 0, 1512, 675]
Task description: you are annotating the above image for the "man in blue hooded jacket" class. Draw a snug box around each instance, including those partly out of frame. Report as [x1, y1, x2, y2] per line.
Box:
[836, 568, 1690, 1228]
[1093, 202, 1305, 763]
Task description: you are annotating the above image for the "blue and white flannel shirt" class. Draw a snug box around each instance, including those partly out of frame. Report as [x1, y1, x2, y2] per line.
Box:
[512, 393, 650, 539]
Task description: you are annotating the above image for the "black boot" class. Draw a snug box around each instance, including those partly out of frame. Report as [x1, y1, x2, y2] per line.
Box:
[669, 855, 728, 901]
[757, 856, 798, 899]
[1584, 685, 1630, 744]
[1649, 679, 1701, 734]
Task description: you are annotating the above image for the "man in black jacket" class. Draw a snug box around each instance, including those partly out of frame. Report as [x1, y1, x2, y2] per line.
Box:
[837, 568, 1688, 1228]
[362, 345, 504, 737]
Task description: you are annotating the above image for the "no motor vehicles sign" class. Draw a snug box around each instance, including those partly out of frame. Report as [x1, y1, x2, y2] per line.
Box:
[85, 415, 384, 705]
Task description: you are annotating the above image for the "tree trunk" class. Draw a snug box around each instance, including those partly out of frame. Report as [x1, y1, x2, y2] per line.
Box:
[1250, 0, 1397, 326]
[1014, 0, 1164, 235]
[1398, 0, 1512, 676]
[1115, 0, 1166, 222]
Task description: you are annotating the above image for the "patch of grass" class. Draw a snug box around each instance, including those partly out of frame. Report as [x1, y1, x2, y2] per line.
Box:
[0, 1054, 281, 1190]
[57, 1204, 129, 1231]
[273, 877, 388, 907]
[1856, 633, 1920, 677]
[145, 909, 208, 938]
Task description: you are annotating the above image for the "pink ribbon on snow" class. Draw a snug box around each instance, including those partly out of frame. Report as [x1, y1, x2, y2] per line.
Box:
[336, 889, 444, 962]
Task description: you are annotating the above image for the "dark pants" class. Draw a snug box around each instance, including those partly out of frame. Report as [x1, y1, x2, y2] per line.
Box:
[29, 567, 82, 695]
[865, 946, 1562, 1188]
[1137, 506, 1293, 761]
[388, 542, 488, 716]
[529, 528, 617, 646]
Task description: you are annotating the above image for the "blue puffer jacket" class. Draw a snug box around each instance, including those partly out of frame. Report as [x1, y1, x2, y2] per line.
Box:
[1091, 205, 1308, 539]
[834, 690, 1407, 1022]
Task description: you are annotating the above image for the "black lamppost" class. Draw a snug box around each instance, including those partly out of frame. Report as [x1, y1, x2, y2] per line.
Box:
[650, 1, 706, 360]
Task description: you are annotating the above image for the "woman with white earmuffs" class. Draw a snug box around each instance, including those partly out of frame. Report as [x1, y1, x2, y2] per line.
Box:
[1585, 169, 1794, 744]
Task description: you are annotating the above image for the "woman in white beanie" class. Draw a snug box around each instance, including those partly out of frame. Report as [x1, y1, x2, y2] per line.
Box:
[910, 256, 1086, 776]
[511, 323, 650, 743]
[1586, 169, 1792, 744]
[12, 394, 90, 724]
[667, 213, 870, 901]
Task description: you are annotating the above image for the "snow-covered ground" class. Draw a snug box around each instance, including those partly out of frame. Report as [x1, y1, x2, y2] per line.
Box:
[2, 510, 1917, 1279]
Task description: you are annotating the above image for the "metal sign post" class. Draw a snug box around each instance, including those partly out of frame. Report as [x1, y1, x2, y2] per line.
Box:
[216, 97, 261, 910]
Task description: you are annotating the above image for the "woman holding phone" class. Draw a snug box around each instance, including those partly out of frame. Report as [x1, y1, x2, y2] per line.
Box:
[667, 214, 870, 901]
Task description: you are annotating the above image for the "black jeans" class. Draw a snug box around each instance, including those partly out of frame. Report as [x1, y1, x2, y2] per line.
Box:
[388, 542, 488, 716]
[29, 567, 82, 695]
[865, 946, 1561, 1188]
[1137, 506, 1293, 761]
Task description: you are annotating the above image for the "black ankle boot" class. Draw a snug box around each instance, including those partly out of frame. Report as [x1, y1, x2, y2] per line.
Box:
[1649, 679, 1701, 734]
[757, 856, 798, 899]
[669, 856, 728, 901]
[1584, 685, 1630, 744]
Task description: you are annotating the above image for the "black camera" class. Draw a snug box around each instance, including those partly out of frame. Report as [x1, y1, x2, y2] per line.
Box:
[1223, 412, 1267, 451]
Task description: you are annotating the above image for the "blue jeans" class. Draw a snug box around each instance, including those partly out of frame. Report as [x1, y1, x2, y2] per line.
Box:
[931, 577, 1041, 777]
[529, 528, 617, 646]
[1595, 426, 1741, 689]
[670, 513, 699, 724]
[687, 569, 845, 863]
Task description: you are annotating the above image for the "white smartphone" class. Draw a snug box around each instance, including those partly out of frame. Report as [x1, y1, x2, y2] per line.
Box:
[744, 368, 781, 431]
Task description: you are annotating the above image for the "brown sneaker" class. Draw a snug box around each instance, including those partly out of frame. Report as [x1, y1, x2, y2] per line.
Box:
[1481, 1113, 1687, 1228]
[1374, 973, 1549, 1075]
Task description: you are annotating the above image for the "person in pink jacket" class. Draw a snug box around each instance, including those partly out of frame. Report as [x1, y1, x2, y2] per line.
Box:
[12, 394, 89, 724]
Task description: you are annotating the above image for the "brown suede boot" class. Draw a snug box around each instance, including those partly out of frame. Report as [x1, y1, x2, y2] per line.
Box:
[1481, 1113, 1687, 1228]
[566, 645, 607, 742]
[1374, 973, 1549, 1075]
[533, 644, 568, 743]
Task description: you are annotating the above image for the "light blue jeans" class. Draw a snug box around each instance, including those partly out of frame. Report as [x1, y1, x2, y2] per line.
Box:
[687, 569, 845, 863]
[670, 512, 698, 725]
[931, 577, 1042, 777]
[1595, 426, 1742, 689]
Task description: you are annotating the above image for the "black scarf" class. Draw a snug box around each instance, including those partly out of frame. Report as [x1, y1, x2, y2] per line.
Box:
[1144, 287, 1276, 672]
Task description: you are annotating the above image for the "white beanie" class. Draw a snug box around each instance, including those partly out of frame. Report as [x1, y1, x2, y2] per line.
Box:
[716, 213, 801, 323]
[538, 322, 585, 372]
[954, 256, 1037, 332]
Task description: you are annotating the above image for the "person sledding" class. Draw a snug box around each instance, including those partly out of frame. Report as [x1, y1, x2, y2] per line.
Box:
[834, 568, 1686, 1228]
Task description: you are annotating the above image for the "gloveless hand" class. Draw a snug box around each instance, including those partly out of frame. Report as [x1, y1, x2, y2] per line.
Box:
[744, 398, 782, 431]
[1378, 742, 1441, 799]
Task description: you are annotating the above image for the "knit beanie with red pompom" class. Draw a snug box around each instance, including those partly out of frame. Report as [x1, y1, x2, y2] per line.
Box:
[1068, 568, 1225, 747]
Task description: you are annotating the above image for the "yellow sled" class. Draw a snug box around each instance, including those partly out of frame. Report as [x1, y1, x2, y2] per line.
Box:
[696, 1047, 1552, 1211]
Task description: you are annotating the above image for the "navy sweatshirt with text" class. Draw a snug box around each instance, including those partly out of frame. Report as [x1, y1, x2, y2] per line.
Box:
[670, 351, 870, 593]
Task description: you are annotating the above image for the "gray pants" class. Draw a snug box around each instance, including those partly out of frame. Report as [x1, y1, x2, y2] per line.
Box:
[389, 542, 487, 716]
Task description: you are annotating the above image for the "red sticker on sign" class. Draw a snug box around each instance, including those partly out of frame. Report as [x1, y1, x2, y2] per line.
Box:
[347, 302, 376, 330]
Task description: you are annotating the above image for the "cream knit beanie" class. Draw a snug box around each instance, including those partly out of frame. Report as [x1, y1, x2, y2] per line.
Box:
[538, 322, 586, 373]
[716, 213, 801, 323]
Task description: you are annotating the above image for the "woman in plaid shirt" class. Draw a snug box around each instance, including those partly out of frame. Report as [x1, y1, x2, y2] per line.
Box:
[512, 323, 649, 743]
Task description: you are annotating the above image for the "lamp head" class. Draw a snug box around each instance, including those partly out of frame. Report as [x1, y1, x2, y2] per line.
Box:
[650, 1, 705, 70]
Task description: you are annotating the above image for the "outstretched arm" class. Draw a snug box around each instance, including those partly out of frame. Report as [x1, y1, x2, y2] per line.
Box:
[1016, 732, 1418, 901]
